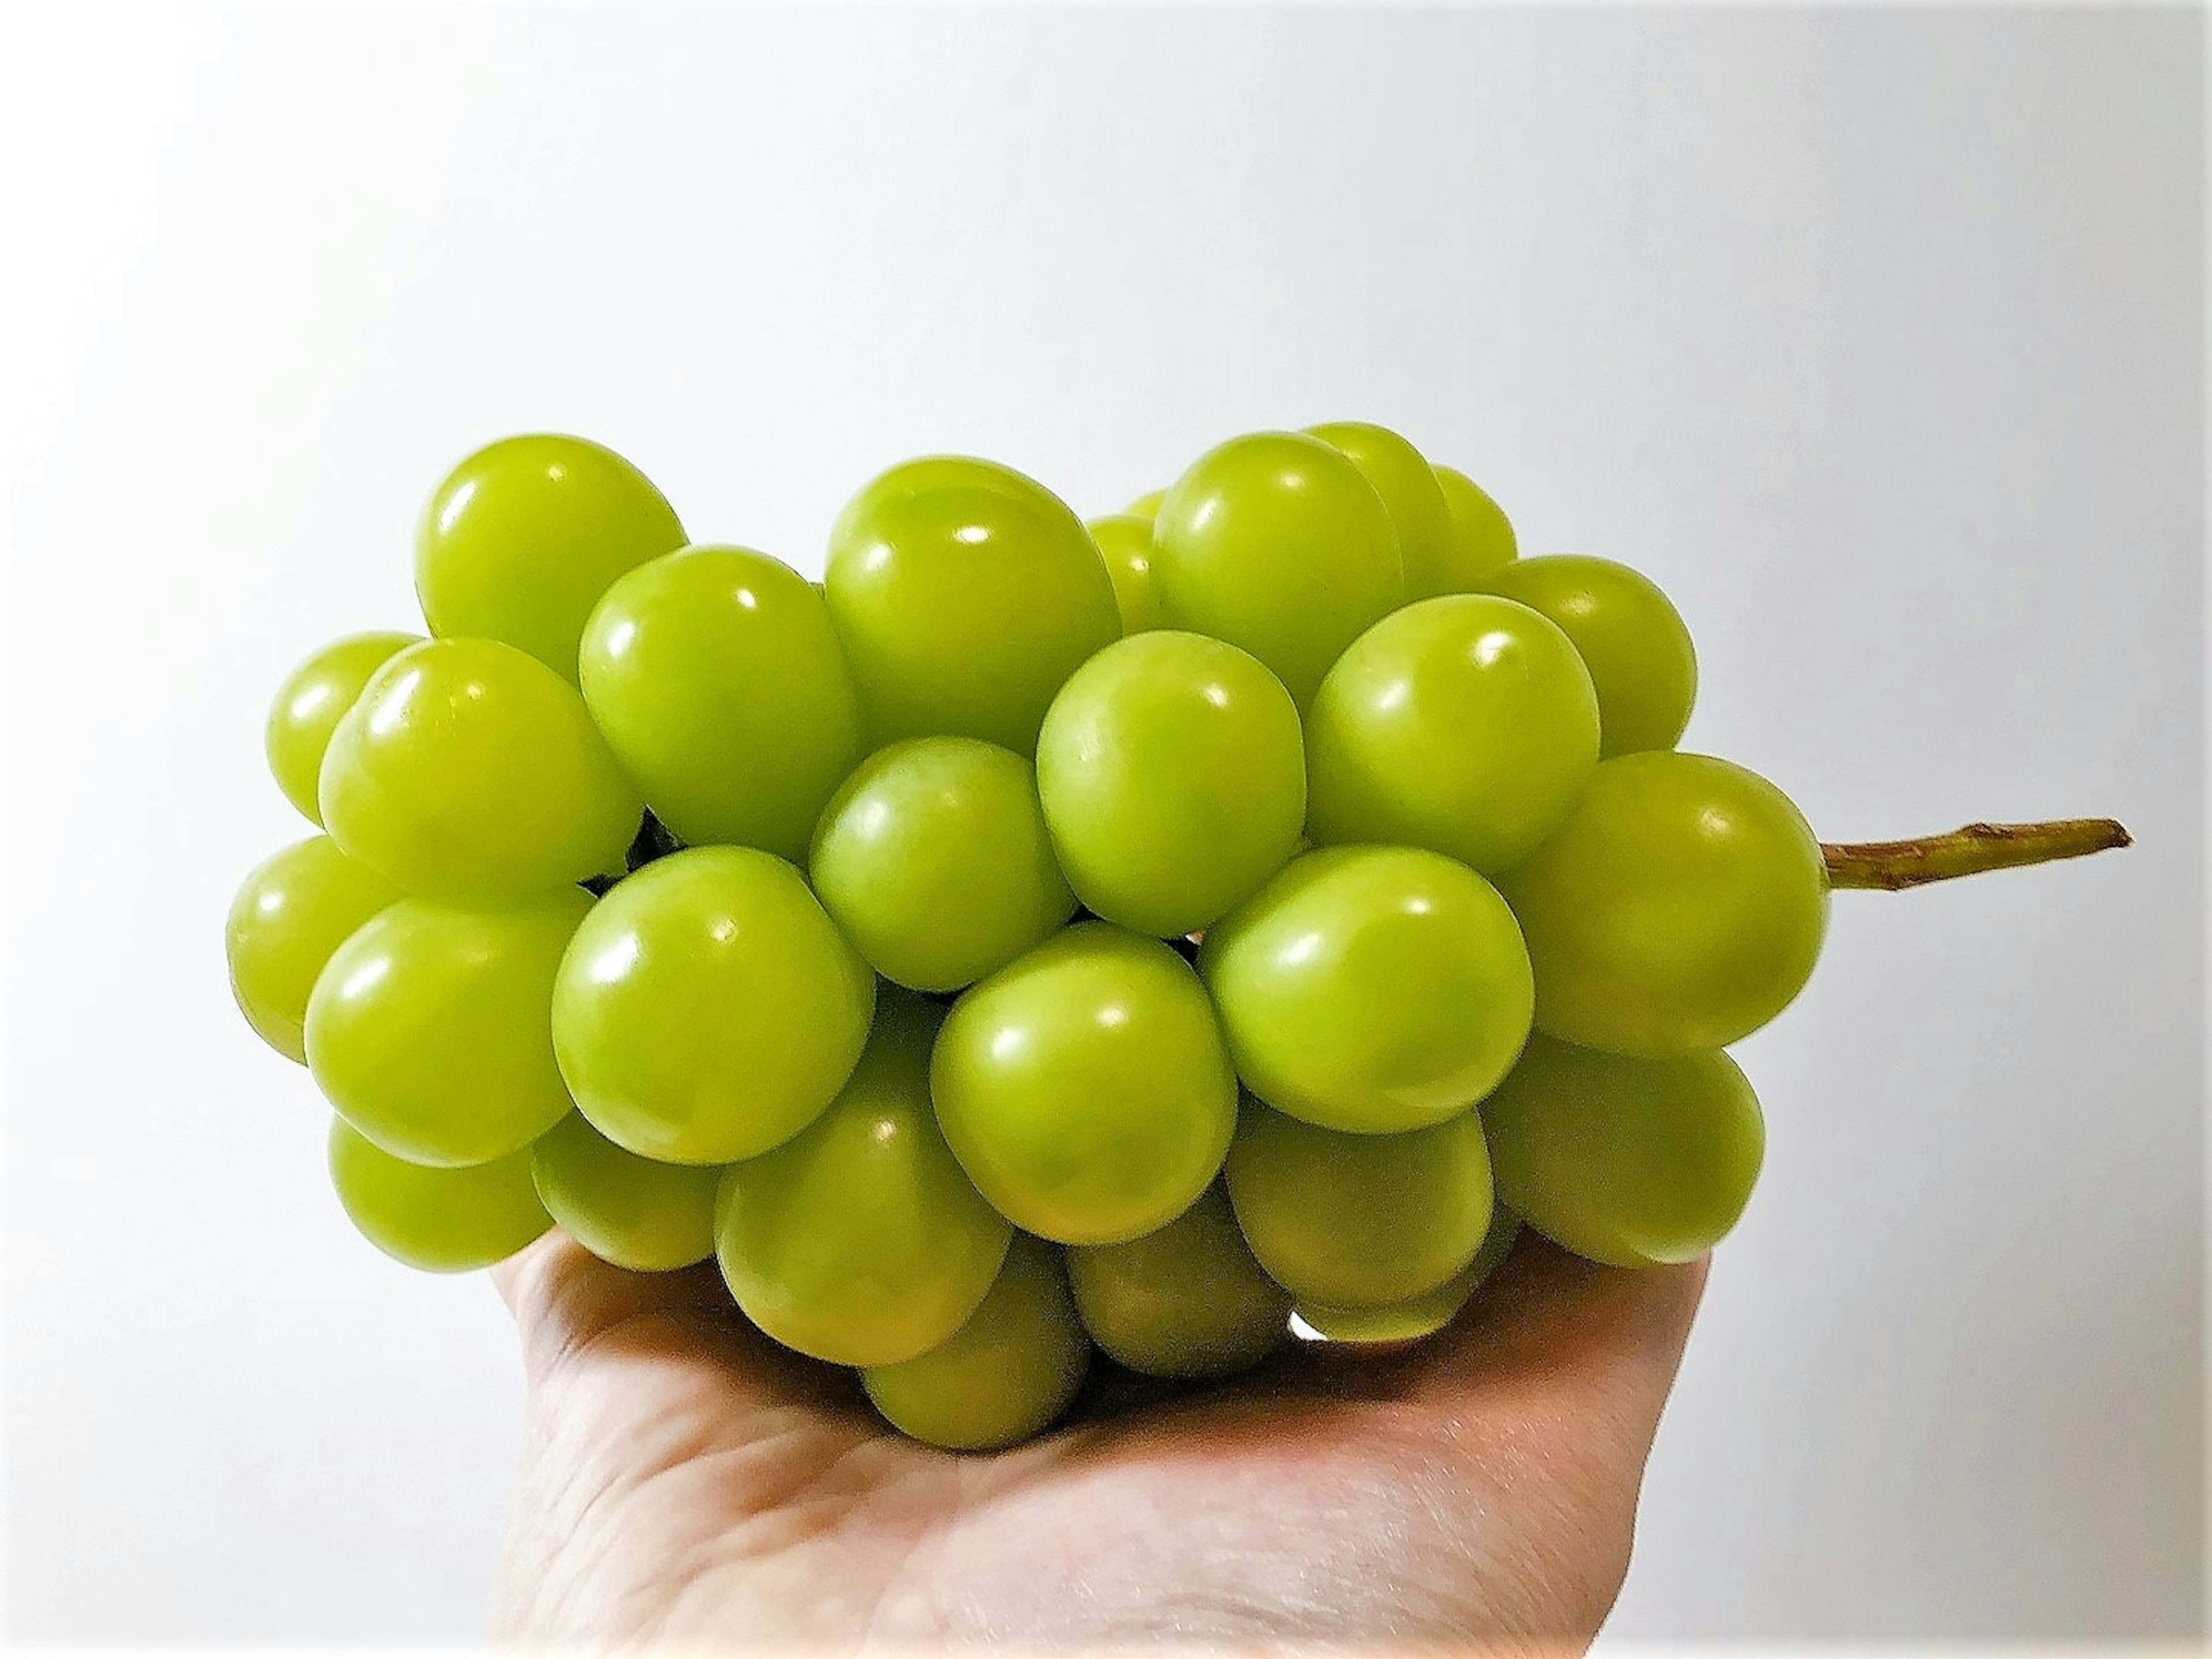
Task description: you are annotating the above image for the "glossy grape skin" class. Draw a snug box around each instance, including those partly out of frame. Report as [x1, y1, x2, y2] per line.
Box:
[551, 846, 875, 1165]
[415, 433, 687, 682]
[1306, 422, 1453, 601]
[1066, 1183, 1290, 1380]
[1124, 488, 1166, 518]
[1035, 632, 1304, 938]
[1431, 466, 1518, 590]
[861, 1234, 1090, 1451]
[320, 638, 642, 900]
[1200, 846, 1534, 1135]
[809, 738, 1076, 993]
[1225, 1099, 1494, 1308]
[1305, 594, 1601, 874]
[530, 1112, 722, 1272]
[578, 546, 863, 861]
[933, 923, 1238, 1246]
[1086, 514, 1158, 634]
[1478, 555, 1696, 757]
[715, 992, 1012, 1366]
[1297, 1210, 1520, 1344]
[264, 632, 422, 824]
[1482, 1037, 1763, 1266]
[824, 457, 1120, 753]
[1152, 433, 1404, 706]
[1496, 752, 1828, 1055]
[306, 889, 593, 1168]
[226, 836, 404, 1063]
[328, 1119, 550, 1272]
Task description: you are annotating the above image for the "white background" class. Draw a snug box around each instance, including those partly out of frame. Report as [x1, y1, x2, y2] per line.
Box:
[3, 4, 2202, 1644]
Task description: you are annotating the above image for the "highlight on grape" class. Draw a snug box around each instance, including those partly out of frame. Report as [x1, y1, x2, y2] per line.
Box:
[225, 426, 2130, 1450]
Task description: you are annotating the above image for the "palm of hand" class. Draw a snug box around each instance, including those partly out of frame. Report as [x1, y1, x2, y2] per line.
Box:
[492, 1234, 1702, 1652]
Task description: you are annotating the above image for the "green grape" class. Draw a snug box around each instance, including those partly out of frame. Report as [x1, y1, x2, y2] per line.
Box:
[1306, 422, 1454, 601]
[1225, 1098, 1494, 1308]
[328, 1118, 550, 1272]
[1087, 513, 1158, 633]
[415, 433, 687, 683]
[1297, 1209, 1521, 1343]
[1200, 846, 1533, 1135]
[824, 456, 1120, 753]
[530, 1112, 722, 1272]
[1035, 631, 1304, 938]
[1124, 487, 1166, 518]
[1065, 1183, 1290, 1379]
[1482, 1037, 1763, 1266]
[809, 738, 1077, 993]
[1305, 594, 1601, 874]
[1476, 555, 1698, 757]
[551, 846, 875, 1164]
[1151, 433, 1403, 706]
[1496, 752, 1828, 1055]
[578, 546, 863, 861]
[307, 889, 593, 1168]
[861, 1233, 1089, 1451]
[226, 835, 404, 1063]
[1430, 466, 1518, 589]
[320, 638, 642, 900]
[264, 631, 422, 824]
[933, 922, 1238, 1246]
[715, 991, 1013, 1366]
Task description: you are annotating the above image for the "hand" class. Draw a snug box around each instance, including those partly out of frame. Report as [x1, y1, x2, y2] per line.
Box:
[491, 1232, 1705, 1652]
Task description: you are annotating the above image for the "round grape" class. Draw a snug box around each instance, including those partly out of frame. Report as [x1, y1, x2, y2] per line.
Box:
[1482, 1036, 1763, 1266]
[320, 638, 642, 900]
[1478, 555, 1696, 757]
[226, 835, 404, 1063]
[1496, 752, 1828, 1055]
[933, 922, 1238, 1246]
[1035, 631, 1304, 938]
[1087, 513, 1158, 634]
[415, 433, 687, 682]
[578, 546, 863, 861]
[1305, 594, 1601, 874]
[1066, 1183, 1290, 1380]
[1200, 846, 1534, 1134]
[550, 846, 875, 1164]
[1306, 421, 1454, 600]
[530, 1112, 723, 1273]
[1124, 487, 1166, 518]
[809, 737, 1077, 993]
[328, 1119, 550, 1273]
[1430, 466, 1518, 589]
[1151, 432, 1403, 706]
[264, 631, 422, 824]
[1297, 1210, 1521, 1344]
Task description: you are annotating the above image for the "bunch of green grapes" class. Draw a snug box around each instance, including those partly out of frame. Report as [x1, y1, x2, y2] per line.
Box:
[227, 425, 2127, 1451]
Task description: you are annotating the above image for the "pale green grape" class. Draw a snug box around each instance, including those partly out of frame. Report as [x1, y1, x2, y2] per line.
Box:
[1200, 846, 1533, 1134]
[1430, 466, 1517, 589]
[824, 457, 1120, 753]
[1125, 488, 1166, 518]
[226, 835, 403, 1063]
[1225, 1098, 1494, 1307]
[1297, 1210, 1521, 1343]
[861, 1234, 1090, 1450]
[1087, 514, 1158, 633]
[307, 890, 593, 1167]
[578, 546, 863, 861]
[415, 433, 687, 682]
[933, 922, 1238, 1245]
[1306, 422, 1453, 600]
[1476, 555, 1698, 758]
[1152, 433, 1403, 706]
[1482, 1037, 1763, 1266]
[551, 846, 875, 1164]
[265, 632, 422, 824]
[328, 1118, 550, 1272]
[809, 737, 1077, 993]
[320, 638, 642, 900]
[715, 991, 1013, 1366]
[1497, 752, 1828, 1055]
[1035, 631, 1304, 938]
[530, 1112, 722, 1272]
[1066, 1183, 1290, 1379]
[1305, 594, 1601, 873]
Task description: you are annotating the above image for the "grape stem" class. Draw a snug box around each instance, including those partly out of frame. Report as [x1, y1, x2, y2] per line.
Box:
[1821, 819, 2131, 891]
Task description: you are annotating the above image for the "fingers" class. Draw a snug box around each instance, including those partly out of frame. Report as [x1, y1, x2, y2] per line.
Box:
[493, 1230, 739, 1382]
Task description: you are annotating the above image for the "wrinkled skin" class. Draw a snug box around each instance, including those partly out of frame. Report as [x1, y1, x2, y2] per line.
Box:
[493, 1231, 1704, 1652]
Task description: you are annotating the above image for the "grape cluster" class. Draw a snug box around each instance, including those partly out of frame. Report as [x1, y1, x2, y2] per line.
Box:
[227, 425, 1830, 1450]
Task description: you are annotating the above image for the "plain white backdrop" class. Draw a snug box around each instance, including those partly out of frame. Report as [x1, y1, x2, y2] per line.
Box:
[3, 3, 2203, 1644]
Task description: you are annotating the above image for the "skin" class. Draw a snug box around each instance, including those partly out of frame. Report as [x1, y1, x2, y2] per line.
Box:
[491, 1229, 1706, 1650]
